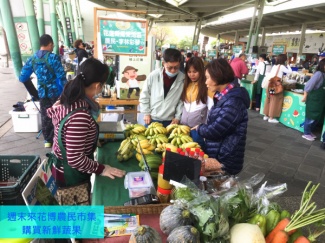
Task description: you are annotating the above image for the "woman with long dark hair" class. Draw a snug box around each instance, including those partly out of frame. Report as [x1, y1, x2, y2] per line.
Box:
[301, 59, 325, 142]
[180, 57, 208, 148]
[263, 54, 292, 123]
[192, 59, 250, 175]
[47, 58, 125, 203]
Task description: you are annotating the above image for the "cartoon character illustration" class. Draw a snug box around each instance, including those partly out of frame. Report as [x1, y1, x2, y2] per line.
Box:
[121, 66, 146, 98]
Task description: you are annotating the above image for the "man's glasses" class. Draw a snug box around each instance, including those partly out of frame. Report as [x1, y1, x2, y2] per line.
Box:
[164, 64, 180, 71]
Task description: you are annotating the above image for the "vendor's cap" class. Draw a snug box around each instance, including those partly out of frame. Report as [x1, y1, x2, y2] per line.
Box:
[122, 66, 138, 74]
[318, 52, 325, 57]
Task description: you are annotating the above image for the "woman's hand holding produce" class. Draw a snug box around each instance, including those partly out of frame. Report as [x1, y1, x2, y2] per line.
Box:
[101, 165, 126, 179]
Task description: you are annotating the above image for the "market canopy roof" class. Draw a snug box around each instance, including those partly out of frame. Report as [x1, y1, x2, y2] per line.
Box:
[89, 0, 325, 39]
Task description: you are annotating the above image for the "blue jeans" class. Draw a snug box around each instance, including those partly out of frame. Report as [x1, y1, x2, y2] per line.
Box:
[145, 119, 172, 128]
[303, 118, 318, 135]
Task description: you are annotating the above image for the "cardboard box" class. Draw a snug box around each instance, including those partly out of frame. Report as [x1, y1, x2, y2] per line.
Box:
[9, 110, 41, 132]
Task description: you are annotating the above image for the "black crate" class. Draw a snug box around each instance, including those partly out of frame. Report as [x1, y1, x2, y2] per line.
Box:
[0, 155, 40, 205]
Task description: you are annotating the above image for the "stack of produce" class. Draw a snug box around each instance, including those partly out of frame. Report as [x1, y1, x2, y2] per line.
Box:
[159, 204, 201, 243]
[167, 174, 325, 243]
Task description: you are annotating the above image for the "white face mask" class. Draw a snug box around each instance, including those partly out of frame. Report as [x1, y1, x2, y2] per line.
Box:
[93, 84, 102, 99]
[165, 70, 179, 78]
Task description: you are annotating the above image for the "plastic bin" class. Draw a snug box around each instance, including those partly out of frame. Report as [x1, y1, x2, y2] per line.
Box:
[9, 110, 41, 133]
[0, 155, 40, 205]
[124, 171, 153, 198]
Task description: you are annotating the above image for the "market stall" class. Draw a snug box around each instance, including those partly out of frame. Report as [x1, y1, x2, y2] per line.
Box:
[260, 89, 325, 138]
[240, 79, 256, 109]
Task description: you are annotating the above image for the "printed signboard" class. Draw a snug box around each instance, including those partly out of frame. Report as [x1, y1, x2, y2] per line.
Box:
[99, 18, 147, 55]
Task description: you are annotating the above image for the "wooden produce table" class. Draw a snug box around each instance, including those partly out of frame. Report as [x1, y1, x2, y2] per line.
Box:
[97, 97, 139, 121]
[89, 142, 168, 243]
[92, 142, 140, 206]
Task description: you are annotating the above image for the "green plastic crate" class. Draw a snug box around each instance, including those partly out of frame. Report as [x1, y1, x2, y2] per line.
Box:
[0, 155, 40, 205]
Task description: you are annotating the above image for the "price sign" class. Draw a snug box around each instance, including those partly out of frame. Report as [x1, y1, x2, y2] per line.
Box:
[272, 45, 286, 55]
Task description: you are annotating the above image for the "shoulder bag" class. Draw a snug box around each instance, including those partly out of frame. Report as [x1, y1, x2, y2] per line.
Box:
[53, 108, 93, 205]
[268, 65, 283, 95]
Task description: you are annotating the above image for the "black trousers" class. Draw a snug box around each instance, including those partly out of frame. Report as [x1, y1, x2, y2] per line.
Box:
[40, 97, 58, 143]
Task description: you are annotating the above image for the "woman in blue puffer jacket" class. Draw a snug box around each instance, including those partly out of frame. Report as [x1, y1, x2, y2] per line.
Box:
[192, 59, 250, 175]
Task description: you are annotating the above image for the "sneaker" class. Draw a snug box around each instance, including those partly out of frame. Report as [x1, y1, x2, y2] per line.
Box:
[268, 118, 279, 123]
[263, 116, 269, 121]
[310, 133, 317, 139]
[302, 134, 315, 141]
[44, 142, 52, 148]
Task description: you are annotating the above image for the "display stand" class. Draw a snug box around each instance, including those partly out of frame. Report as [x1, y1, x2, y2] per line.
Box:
[240, 79, 256, 109]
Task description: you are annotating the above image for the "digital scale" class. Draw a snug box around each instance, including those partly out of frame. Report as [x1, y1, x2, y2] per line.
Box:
[98, 120, 126, 140]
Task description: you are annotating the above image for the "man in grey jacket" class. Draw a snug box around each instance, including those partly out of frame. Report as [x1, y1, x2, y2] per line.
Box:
[139, 48, 185, 127]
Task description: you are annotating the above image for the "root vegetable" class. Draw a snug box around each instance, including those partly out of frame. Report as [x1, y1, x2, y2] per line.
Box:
[230, 223, 265, 243]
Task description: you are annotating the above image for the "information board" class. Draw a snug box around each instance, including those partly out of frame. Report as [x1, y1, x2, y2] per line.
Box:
[232, 45, 242, 54]
[207, 49, 217, 57]
[99, 18, 147, 55]
[192, 45, 199, 51]
[272, 44, 286, 55]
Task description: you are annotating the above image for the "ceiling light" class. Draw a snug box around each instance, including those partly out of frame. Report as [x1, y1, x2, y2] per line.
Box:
[166, 0, 189, 7]
[148, 14, 163, 18]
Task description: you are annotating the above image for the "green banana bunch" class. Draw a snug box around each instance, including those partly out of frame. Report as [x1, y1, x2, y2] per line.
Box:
[147, 134, 168, 146]
[138, 154, 162, 172]
[116, 138, 135, 162]
[130, 134, 147, 149]
[168, 133, 193, 147]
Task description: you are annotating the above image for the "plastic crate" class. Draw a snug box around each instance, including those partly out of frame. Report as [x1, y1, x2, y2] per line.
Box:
[0, 155, 40, 205]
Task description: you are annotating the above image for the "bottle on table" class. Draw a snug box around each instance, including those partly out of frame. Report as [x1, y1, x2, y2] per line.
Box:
[198, 151, 206, 175]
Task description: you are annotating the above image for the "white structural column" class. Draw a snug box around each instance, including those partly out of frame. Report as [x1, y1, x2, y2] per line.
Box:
[234, 30, 239, 45]
[298, 23, 307, 57]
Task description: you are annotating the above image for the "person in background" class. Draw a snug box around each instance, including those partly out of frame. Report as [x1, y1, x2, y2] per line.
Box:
[179, 49, 186, 73]
[19, 34, 67, 148]
[301, 59, 325, 142]
[271, 55, 276, 65]
[59, 45, 64, 60]
[180, 57, 208, 149]
[74, 39, 88, 65]
[192, 59, 250, 175]
[230, 53, 249, 83]
[185, 52, 192, 62]
[47, 58, 125, 194]
[252, 54, 272, 111]
[263, 54, 292, 123]
[155, 48, 162, 69]
[139, 48, 185, 127]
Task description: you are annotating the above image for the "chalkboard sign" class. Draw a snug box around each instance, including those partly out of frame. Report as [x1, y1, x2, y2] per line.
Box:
[232, 45, 242, 54]
[272, 45, 286, 55]
[99, 18, 147, 55]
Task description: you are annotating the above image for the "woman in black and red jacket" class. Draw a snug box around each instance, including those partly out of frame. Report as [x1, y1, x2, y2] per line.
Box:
[192, 59, 250, 175]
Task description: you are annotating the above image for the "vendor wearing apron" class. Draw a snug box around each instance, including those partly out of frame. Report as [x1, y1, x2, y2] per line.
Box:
[301, 59, 325, 142]
[252, 54, 272, 111]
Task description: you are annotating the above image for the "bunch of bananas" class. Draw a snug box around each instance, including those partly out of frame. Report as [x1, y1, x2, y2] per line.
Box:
[155, 143, 178, 153]
[138, 154, 162, 179]
[124, 124, 146, 137]
[166, 124, 191, 135]
[168, 133, 193, 147]
[116, 138, 134, 162]
[147, 134, 169, 147]
[135, 139, 155, 161]
[144, 122, 167, 136]
[129, 134, 147, 149]
[180, 142, 201, 150]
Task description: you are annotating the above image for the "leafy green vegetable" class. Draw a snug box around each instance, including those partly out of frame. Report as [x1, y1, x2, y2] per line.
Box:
[174, 187, 195, 202]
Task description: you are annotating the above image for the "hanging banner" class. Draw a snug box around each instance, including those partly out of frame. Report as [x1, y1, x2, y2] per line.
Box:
[272, 44, 286, 55]
[99, 18, 147, 55]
